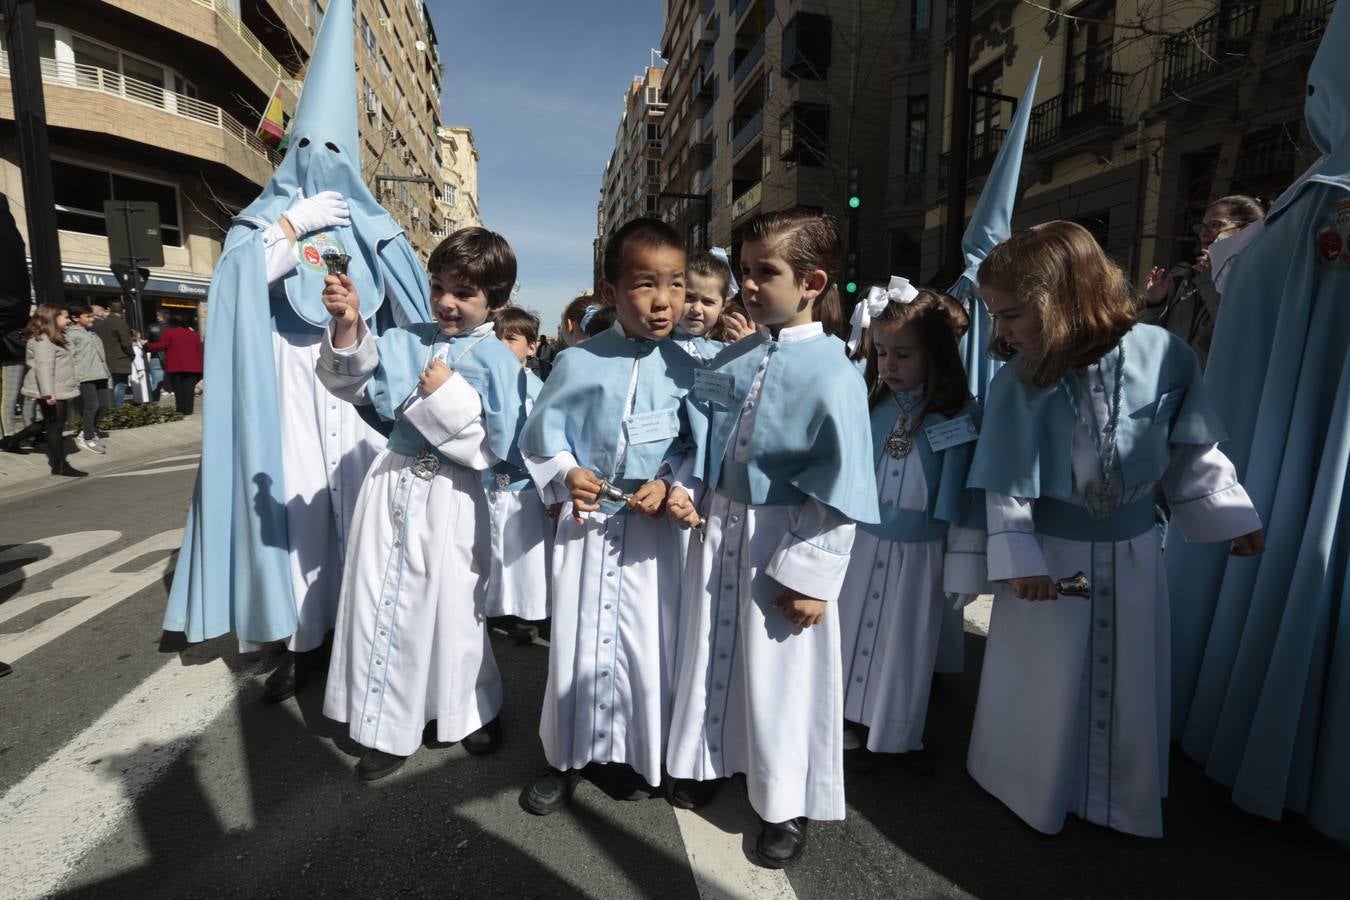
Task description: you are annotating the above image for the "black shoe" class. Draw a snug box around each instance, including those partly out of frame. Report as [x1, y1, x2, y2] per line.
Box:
[895, 747, 936, 776]
[844, 745, 880, 774]
[52, 463, 88, 477]
[523, 767, 578, 815]
[461, 718, 501, 756]
[261, 650, 305, 704]
[755, 817, 809, 869]
[667, 777, 722, 810]
[0, 436, 23, 453]
[423, 720, 453, 749]
[0, 661, 11, 678]
[356, 748, 408, 781]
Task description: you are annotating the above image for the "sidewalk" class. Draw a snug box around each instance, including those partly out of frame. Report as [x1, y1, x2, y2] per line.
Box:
[0, 414, 202, 502]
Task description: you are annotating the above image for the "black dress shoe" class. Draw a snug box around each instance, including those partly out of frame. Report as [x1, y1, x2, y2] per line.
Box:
[52, 463, 88, 477]
[356, 748, 408, 781]
[667, 777, 722, 810]
[261, 650, 307, 703]
[523, 766, 578, 815]
[461, 718, 501, 756]
[755, 817, 809, 869]
[0, 661, 12, 678]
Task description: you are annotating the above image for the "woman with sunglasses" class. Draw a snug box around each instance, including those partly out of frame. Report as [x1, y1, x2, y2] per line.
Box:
[1142, 195, 1265, 368]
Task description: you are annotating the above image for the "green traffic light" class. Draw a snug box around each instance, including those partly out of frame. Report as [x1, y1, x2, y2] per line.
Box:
[845, 281, 858, 294]
[848, 196, 861, 209]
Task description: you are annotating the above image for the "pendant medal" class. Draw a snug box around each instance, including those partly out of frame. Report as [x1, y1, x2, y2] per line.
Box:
[884, 430, 914, 459]
[411, 447, 441, 481]
[1085, 483, 1117, 520]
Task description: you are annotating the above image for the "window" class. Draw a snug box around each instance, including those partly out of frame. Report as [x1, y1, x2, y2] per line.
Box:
[646, 122, 659, 142]
[380, 54, 392, 81]
[1065, 0, 1115, 100]
[971, 61, 1004, 142]
[1071, 211, 1111, 250]
[905, 96, 927, 174]
[52, 159, 183, 247]
[779, 102, 830, 166]
[911, 0, 931, 31]
[647, 159, 660, 176]
[360, 14, 377, 55]
[443, 182, 457, 205]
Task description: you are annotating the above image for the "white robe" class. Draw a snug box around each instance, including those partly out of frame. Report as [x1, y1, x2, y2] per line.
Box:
[318, 323, 503, 756]
[838, 417, 987, 754]
[524, 355, 685, 789]
[666, 322, 855, 823]
[967, 362, 1260, 838]
[483, 484, 553, 621]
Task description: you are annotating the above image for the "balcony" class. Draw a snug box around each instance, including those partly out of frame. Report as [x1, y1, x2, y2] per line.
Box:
[1028, 71, 1126, 153]
[1, 53, 281, 185]
[1161, 1, 1258, 95]
[732, 107, 764, 158]
[733, 0, 753, 25]
[733, 36, 765, 91]
[692, 107, 716, 153]
[782, 12, 832, 79]
[731, 180, 762, 221]
[1272, 0, 1337, 47]
[697, 164, 715, 194]
[151, 0, 304, 98]
[780, 102, 830, 165]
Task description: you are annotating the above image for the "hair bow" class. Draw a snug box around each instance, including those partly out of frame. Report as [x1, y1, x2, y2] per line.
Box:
[579, 304, 601, 331]
[708, 246, 740, 296]
[846, 275, 920, 352]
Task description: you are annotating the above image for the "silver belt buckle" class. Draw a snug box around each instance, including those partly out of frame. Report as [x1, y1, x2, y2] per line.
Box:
[411, 447, 441, 481]
[495, 472, 513, 489]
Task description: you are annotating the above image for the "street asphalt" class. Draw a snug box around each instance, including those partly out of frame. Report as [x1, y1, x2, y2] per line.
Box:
[0, 435, 1343, 898]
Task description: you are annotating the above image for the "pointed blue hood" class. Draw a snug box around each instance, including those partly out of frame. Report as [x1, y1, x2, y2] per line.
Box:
[950, 58, 1042, 402]
[239, 0, 422, 325]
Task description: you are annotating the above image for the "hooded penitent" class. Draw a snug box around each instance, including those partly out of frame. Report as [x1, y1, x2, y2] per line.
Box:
[948, 58, 1041, 404]
[162, 0, 429, 645]
[1165, 4, 1349, 842]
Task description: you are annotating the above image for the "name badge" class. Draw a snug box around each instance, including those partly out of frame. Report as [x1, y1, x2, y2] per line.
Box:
[1154, 388, 1184, 425]
[694, 370, 736, 407]
[924, 415, 979, 452]
[625, 407, 681, 444]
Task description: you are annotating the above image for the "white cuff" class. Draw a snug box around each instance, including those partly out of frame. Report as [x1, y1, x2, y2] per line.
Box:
[986, 530, 1050, 582]
[943, 550, 990, 595]
[765, 522, 855, 602]
[317, 319, 377, 402]
[400, 373, 495, 467]
[524, 450, 579, 505]
[1169, 482, 1263, 544]
[262, 223, 300, 284]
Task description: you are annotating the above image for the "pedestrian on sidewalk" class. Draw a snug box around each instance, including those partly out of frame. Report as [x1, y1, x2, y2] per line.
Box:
[142, 312, 204, 415]
[93, 300, 134, 408]
[66, 303, 110, 455]
[1, 304, 86, 477]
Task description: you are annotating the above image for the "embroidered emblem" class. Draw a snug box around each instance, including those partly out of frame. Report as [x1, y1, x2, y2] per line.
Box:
[1315, 198, 1350, 268]
[495, 472, 513, 489]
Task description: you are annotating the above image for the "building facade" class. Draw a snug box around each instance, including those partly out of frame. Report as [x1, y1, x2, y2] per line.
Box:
[887, 0, 1331, 287]
[436, 124, 482, 237]
[647, 0, 894, 289]
[0, 0, 442, 323]
[598, 65, 666, 258]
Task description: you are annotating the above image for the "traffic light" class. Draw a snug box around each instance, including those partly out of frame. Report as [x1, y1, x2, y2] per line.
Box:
[847, 167, 861, 209]
[844, 250, 859, 298]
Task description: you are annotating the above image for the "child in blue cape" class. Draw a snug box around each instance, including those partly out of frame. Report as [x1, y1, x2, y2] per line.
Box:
[836, 280, 988, 775]
[673, 249, 753, 360]
[517, 218, 700, 815]
[316, 228, 528, 782]
[967, 221, 1264, 838]
[664, 209, 880, 869]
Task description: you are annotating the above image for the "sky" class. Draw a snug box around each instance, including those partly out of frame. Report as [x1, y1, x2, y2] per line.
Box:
[425, 0, 665, 333]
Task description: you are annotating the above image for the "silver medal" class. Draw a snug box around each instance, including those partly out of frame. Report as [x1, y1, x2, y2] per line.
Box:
[884, 430, 914, 459]
[1085, 483, 1117, 520]
[411, 448, 441, 481]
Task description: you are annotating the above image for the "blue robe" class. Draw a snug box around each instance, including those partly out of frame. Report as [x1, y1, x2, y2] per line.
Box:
[1165, 2, 1350, 841]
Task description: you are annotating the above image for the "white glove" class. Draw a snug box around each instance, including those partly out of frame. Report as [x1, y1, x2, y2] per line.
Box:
[281, 190, 349, 237]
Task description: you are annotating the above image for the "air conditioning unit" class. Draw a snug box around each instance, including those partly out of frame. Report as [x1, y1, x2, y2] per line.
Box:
[364, 97, 377, 119]
[412, 207, 422, 223]
[401, 148, 413, 164]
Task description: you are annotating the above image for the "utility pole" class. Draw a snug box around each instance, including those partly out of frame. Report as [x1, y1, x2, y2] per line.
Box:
[943, 0, 974, 280]
[2, 0, 63, 306]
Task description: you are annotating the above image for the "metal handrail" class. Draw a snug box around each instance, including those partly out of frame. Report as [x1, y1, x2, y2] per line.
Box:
[183, 0, 301, 86]
[733, 36, 765, 90]
[1161, 0, 1258, 95]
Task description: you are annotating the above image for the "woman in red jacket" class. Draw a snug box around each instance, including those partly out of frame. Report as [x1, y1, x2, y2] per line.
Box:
[143, 312, 204, 414]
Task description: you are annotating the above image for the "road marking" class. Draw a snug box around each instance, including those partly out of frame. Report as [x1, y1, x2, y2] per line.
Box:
[0, 530, 121, 594]
[672, 802, 799, 900]
[101, 462, 200, 479]
[0, 654, 246, 899]
[152, 454, 202, 464]
[0, 529, 181, 660]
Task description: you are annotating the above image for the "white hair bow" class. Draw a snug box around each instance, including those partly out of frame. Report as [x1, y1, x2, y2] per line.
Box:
[846, 275, 920, 352]
[708, 246, 740, 296]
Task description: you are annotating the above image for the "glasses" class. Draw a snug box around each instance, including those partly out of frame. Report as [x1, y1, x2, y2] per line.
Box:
[1193, 219, 1236, 234]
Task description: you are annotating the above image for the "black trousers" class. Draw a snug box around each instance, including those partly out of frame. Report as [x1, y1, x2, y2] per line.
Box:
[8, 399, 68, 469]
[79, 379, 108, 439]
[168, 372, 201, 415]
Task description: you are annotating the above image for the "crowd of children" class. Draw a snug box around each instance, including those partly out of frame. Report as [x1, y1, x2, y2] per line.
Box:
[292, 210, 1263, 869]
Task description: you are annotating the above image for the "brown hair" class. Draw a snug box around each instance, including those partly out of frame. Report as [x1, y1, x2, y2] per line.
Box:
[744, 208, 844, 338]
[428, 227, 518, 308]
[861, 289, 971, 416]
[24, 304, 68, 345]
[492, 305, 540, 345]
[602, 217, 684, 284]
[686, 250, 734, 300]
[978, 220, 1136, 388]
[1210, 194, 1265, 228]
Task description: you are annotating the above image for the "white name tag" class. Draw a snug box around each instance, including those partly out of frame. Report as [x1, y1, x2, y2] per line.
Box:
[625, 407, 681, 444]
[694, 370, 736, 407]
[1154, 388, 1184, 424]
[924, 415, 979, 452]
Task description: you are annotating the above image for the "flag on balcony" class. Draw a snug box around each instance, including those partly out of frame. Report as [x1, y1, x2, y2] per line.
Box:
[255, 80, 286, 147]
[949, 57, 1041, 404]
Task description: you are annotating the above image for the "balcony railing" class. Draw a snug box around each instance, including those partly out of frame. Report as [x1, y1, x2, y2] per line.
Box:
[1272, 0, 1337, 46]
[732, 107, 764, 157]
[188, 0, 302, 91]
[2, 52, 281, 167]
[731, 180, 762, 220]
[970, 127, 1006, 171]
[1028, 71, 1126, 152]
[1161, 1, 1258, 95]
[693, 107, 716, 149]
[733, 36, 765, 90]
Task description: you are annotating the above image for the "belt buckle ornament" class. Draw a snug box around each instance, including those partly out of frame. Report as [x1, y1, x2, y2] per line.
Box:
[411, 447, 440, 481]
[495, 472, 513, 489]
[1085, 482, 1118, 520]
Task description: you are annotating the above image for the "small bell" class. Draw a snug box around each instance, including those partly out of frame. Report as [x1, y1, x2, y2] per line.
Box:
[322, 251, 352, 276]
[1055, 572, 1092, 598]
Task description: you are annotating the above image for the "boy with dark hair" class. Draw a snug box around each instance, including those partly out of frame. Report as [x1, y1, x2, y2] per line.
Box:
[317, 227, 529, 781]
[66, 304, 111, 454]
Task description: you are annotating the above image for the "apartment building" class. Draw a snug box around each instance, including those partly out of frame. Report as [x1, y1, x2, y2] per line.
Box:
[436, 124, 482, 237]
[887, 0, 1331, 285]
[0, 0, 442, 323]
[599, 65, 666, 256]
[648, 0, 894, 285]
